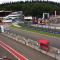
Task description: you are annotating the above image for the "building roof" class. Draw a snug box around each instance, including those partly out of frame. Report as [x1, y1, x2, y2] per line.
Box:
[37, 39, 49, 45]
[24, 16, 32, 20]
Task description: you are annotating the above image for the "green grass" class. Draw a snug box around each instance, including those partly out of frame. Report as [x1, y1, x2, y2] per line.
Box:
[11, 25, 60, 38]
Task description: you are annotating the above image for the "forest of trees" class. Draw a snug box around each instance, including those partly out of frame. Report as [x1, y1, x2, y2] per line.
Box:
[0, 1, 60, 17]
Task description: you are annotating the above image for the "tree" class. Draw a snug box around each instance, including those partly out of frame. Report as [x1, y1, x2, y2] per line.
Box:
[0, 1, 60, 17]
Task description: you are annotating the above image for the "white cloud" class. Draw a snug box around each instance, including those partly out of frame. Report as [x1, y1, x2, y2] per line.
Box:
[0, 0, 21, 4]
[49, 0, 60, 2]
[0, 0, 60, 4]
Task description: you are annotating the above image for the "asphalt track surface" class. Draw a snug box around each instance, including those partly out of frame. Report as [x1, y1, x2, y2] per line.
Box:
[0, 46, 17, 60]
[0, 34, 55, 60]
[0, 40, 28, 60]
[7, 28, 60, 49]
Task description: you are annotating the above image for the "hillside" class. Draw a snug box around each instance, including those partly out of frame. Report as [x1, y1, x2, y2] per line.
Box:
[0, 1, 60, 17]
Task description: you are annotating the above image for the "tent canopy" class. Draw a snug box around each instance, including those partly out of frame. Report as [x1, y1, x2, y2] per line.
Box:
[37, 39, 49, 45]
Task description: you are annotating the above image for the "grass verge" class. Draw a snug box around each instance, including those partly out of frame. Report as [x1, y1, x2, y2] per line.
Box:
[10, 25, 60, 38]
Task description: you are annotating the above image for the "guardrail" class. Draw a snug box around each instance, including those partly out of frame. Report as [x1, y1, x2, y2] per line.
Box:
[2, 31, 60, 60]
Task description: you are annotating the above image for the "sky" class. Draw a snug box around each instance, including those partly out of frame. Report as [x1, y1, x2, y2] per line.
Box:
[0, 0, 60, 4]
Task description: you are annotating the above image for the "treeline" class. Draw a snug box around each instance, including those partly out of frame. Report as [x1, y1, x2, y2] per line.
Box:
[0, 1, 60, 17]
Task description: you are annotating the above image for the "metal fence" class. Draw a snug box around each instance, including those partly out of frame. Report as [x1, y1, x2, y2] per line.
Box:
[3, 31, 60, 60]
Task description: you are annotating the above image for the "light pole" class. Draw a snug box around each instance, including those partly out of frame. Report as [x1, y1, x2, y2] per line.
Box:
[55, 50, 58, 60]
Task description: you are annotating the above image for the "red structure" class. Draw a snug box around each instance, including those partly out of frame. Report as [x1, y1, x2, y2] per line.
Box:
[37, 39, 49, 51]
